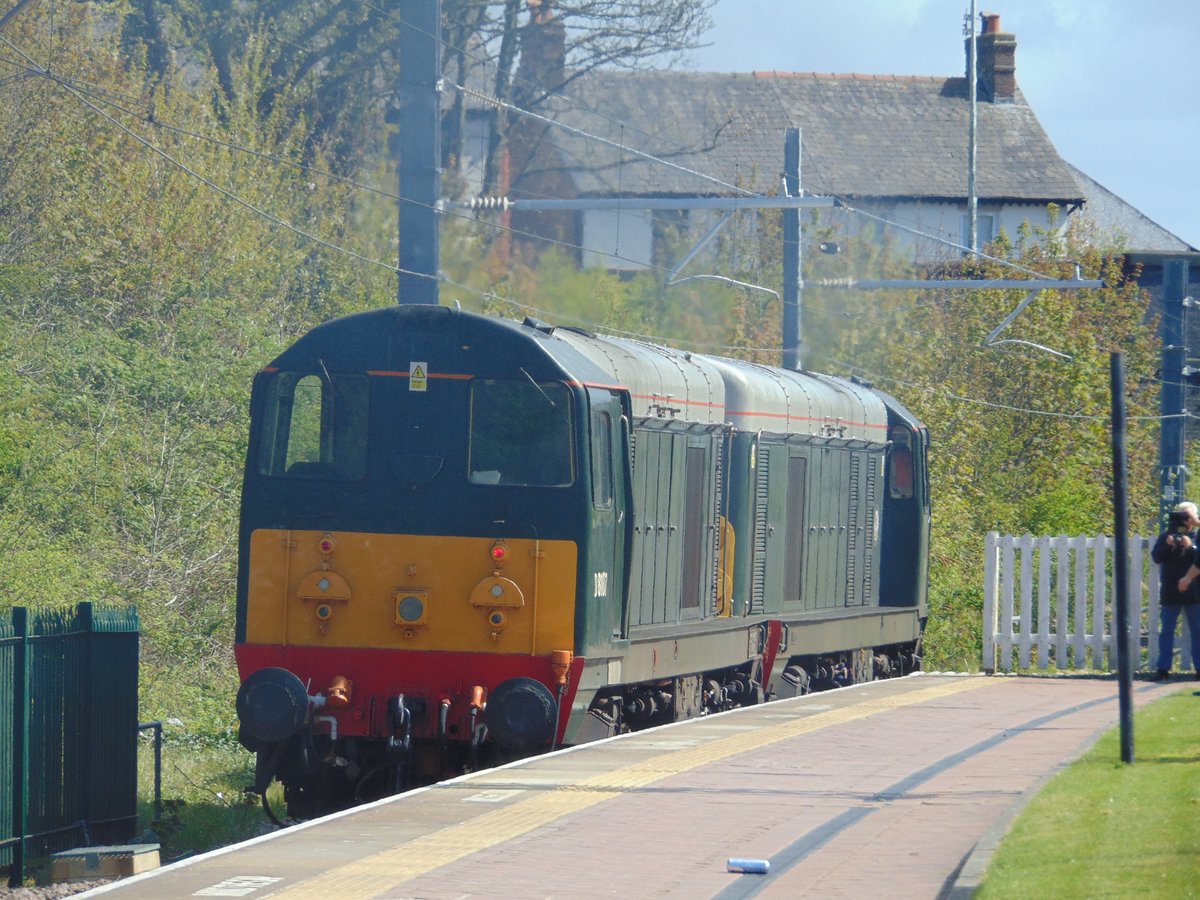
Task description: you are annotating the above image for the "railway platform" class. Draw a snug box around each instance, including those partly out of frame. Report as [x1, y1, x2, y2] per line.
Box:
[82, 673, 1191, 899]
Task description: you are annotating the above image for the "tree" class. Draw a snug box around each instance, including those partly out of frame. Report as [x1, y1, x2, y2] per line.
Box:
[110, 0, 714, 184]
[0, 0, 393, 727]
[801, 220, 1160, 668]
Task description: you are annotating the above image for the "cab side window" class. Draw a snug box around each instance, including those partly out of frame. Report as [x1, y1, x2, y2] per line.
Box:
[889, 427, 914, 500]
[257, 371, 368, 480]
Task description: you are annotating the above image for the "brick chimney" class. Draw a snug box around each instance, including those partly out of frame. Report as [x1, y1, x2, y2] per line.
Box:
[969, 12, 1017, 102]
[517, 0, 566, 101]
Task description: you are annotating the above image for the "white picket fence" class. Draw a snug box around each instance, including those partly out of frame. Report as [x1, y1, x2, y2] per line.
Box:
[983, 532, 1195, 673]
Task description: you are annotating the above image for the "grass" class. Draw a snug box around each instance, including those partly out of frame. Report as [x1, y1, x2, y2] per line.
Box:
[133, 735, 280, 864]
[21, 735, 274, 887]
[978, 687, 1200, 899]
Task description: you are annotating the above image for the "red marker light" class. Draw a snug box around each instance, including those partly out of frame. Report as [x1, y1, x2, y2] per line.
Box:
[319, 534, 334, 554]
[490, 542, 508, 563]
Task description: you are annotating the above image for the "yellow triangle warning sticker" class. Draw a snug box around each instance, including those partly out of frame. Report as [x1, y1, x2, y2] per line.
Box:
[409, 361, 428, 392]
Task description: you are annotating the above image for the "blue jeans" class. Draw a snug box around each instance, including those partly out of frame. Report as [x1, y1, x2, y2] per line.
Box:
[1155, 603, 1200, 672]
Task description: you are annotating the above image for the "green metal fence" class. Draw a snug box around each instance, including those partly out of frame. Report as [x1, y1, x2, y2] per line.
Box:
[0, 602, 140, 886]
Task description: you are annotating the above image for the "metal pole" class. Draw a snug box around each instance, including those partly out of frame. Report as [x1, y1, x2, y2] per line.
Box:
[813, 278, 1103, 291]
[782, 128, 802, 370]
[1159, 259, 1189, 529]
[10, 607, 28, 888]
[1111, 351, 1134, 764]
[138, 722, 163, 822]
[967, 0, 978, 254]
[397, 0, 442, 305]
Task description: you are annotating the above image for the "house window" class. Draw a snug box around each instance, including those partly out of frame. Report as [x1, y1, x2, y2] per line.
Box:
[581, 209, 654, 270]
[961, 213, 995, 250]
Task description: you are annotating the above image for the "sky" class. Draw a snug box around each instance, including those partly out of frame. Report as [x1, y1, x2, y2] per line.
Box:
[686, 0, 1199, 249]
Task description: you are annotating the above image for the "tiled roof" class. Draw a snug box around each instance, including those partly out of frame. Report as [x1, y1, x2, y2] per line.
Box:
[1065, 162, 1196, 252]
[520, 69, 1084, 204]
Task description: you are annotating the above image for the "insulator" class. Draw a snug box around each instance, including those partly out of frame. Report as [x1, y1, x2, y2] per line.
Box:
[466, 195, 512, 211]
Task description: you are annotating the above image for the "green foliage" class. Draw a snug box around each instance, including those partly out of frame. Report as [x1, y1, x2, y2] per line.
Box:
[0, 0, 1166, 751]
[0, 2, 395, 724]
[796, 219, 1159, 668]
[135, 740, 277, 864]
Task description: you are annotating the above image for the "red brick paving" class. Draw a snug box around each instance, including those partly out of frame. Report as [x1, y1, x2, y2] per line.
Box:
[88, 675, 1191, 900]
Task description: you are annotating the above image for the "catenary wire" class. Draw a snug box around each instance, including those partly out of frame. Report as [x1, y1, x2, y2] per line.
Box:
[810, 353, 1174, 422]
[359, 0, 753, 193]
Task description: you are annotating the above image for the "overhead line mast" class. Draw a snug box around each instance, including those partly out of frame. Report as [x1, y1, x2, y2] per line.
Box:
[396, 0, 442, 305]
[397, 0, 1107, 371]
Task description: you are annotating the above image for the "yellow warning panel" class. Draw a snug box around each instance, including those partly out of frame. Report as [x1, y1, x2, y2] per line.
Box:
[409, 361, 428, 391]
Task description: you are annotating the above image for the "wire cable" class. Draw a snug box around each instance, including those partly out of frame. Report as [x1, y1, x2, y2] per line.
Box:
[449, 79, 759, 198]
[811, 353, 1171, 422]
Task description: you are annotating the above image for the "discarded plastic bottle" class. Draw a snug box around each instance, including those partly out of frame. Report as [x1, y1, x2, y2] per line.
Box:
[727, 858, 770, 874]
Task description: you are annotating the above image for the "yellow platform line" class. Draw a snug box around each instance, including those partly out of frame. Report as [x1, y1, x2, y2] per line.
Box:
[276, 677, 991, 898]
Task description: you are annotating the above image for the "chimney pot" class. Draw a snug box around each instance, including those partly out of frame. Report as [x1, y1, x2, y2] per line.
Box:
[969, 15, 1017, 102]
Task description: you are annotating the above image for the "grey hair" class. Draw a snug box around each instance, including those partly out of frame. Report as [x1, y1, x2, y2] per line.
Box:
[1176, 502, 1199, 518]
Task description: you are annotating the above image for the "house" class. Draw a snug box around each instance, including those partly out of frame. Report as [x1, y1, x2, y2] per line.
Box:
[462, 12, 1195, 272]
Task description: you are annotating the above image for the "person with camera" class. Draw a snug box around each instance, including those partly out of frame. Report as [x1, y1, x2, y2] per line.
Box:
[1154, 501, 1200, 681]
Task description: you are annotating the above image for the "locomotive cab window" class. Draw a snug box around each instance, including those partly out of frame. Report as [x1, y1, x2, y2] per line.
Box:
[888, 427, 914, 500]
[257, 371, 368, 480]
[469, 379, 574, 486]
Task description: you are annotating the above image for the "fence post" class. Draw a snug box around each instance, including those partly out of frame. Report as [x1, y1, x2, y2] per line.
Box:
[9, 608, 28, 889]
[79, 602, 96, 840]
[1072, 535, 1088, 666]
[1018, 534, 1033, 669]
[1036, 534, 1052, 670]
[1000, 535, 1016, 670]
[1054, 535, 1070, 668]
[983, 532, 1000, 672]
[1092, 537, 1109, 667]
[1131, 537, 1147, 671]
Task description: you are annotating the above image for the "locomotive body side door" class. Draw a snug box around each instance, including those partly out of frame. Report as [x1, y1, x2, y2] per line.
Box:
[583, 389, 630, 649]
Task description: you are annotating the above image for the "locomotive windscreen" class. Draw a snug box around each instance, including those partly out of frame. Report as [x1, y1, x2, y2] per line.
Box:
[468, 379, 575, 486]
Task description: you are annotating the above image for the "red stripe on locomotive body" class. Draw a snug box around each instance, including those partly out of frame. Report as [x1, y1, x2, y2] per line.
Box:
[236, 644, 586, 745]
[628, 392, 723, 410]
[725, 410, 890, 429]
[366, 370, 474, 380]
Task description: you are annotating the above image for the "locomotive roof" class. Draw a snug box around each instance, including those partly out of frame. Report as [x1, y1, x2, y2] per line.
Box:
[550, 329, 727, 425]
[546, 324, 888, 441]
[270, 307, 889, 440]
[705, 357, 888, 442]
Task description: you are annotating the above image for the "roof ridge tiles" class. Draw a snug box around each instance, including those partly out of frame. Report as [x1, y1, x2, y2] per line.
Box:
[752, 71, 947, 82]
